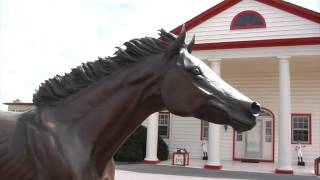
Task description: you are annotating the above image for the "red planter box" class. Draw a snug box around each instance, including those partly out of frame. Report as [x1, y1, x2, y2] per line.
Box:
[172, 152, 189, 166]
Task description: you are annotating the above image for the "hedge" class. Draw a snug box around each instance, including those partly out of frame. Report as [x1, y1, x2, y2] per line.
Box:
[114, 125, 169, 162]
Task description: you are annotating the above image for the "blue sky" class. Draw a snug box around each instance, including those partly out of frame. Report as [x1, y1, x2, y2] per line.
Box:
[0, 0, 319, 109]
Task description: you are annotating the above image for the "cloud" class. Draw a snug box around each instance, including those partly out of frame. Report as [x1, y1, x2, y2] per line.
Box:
[0, 0, 318, 110]
[0, 0, 221, 108]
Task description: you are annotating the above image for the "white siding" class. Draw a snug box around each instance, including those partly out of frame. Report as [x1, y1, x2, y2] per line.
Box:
[167, 61, 320, 165]
[223, 71, 279, 163]
[219, 125, 233, 160]
[291, 72, 320, 165]
[164, 0, 320, 166]
[169, 115, 203, 158]
[168, 115, 233, 160]
[223, 70, 320, 165]
[186, 0, 320, 43]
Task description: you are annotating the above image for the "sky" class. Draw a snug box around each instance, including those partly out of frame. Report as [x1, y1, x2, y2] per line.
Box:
[0, 0, 319, 109]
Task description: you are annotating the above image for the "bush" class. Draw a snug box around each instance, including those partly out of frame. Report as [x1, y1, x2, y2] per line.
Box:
[157, 135, 169, 161]
[114, 125, 169, 162]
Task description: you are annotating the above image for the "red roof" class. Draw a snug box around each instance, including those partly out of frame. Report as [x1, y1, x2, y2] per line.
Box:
[171, 0, 320, 34]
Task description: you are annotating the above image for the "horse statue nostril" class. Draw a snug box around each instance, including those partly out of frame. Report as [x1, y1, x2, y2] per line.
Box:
[251, 102, 261, 115]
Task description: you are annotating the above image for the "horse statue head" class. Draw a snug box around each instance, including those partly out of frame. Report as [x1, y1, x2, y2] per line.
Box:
[0, 26, 260, 180]
[159, 26, 260, 132]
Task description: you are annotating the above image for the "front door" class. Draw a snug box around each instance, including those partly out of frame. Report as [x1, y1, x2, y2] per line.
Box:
[234, 109, 274, 161]
[245, 118, 262, 159]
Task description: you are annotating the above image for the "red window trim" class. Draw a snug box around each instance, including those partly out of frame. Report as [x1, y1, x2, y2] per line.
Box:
[200, 120, 209, 140]
[230, 10, 266, 30]
[159, 112, 170, 139]
[291, 113, 312, 145]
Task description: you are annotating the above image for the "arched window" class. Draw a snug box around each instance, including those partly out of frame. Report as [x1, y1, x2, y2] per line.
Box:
[230, 10, 266, 30]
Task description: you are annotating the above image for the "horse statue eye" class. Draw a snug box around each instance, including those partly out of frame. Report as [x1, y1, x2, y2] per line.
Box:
[190, 66, 202, 75]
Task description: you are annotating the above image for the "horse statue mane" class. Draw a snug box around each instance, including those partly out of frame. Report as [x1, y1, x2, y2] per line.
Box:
[33, 29, 176, 106]
[0, 26, 260, 180]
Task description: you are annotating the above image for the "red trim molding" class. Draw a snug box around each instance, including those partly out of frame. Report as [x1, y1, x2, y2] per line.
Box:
[204, 165, 223, 170]
[233, 107, 275, 162]
[192, 37, 320, 51]
[230, 10, 266, 30]
[256, 0, 320, 24]
[275, 169, 294, 174]
[171, 0, 241, 35]
[291, 113, 312, 145]
[271, 107, 275, 163]
[141, 160, 161, 164]
[171, 0, 320, 34]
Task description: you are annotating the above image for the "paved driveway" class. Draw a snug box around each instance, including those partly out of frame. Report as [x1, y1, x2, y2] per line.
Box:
[116, 170, 244, 180]
[116, 163, 319, 180]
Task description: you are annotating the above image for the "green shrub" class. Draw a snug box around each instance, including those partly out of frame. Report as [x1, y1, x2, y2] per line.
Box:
[114, 125, 169, 162]
[157, 135, 169, 161]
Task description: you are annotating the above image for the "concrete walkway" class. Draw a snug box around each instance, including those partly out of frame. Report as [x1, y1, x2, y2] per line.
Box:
[116, 170, 243, 180]
[116, 163, 319, 180]
[159, 159, 315, 176]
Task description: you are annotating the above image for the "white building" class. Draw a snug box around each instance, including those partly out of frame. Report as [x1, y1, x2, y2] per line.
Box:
[3, 100, 33, 112]
[3, 0, 319, 175]
[143, 0, 320, 174]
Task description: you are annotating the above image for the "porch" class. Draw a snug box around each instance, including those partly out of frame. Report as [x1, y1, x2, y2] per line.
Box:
[158, 159, 316, 176]
[143, 45, 320, 174]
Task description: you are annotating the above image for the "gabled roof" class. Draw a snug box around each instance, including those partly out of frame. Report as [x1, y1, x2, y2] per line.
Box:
[171, 0, 320, 34]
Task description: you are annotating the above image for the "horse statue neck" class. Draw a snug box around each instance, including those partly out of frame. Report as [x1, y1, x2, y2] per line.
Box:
[41, 55, 165, 176]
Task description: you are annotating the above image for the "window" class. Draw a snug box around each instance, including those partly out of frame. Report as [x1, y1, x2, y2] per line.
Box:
[292, 114, 311, 144]
[201, 120, 209, 140]
[265, 121, 272, 142]
[230, 10, 266, 30]
[236, 132, 243, 141]
[158, 112, 170, 138]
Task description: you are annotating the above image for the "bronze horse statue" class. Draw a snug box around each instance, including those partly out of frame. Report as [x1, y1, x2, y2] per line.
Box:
[0, 27, 260, 180]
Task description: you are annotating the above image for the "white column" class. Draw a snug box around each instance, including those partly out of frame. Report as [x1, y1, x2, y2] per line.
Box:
[276, 56, 293, 174]
[205, 59, 222, 169]
[144, 112, 160, 163]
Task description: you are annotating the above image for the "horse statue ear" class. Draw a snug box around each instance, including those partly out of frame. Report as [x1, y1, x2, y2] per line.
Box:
[166, 24, 186, 58]
[187, 35, 195, 53]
